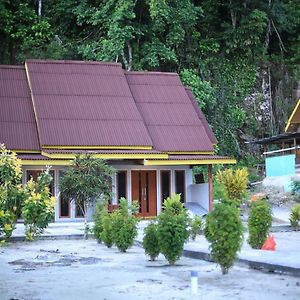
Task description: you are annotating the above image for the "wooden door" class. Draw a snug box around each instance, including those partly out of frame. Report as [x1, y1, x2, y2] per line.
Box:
[131, 171, 157, 217]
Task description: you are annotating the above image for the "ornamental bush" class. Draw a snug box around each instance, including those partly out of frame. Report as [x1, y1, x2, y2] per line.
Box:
[247, 200, 272, 249]
[0, 144, 26, 242]
[216, 168, 248, 206]
[143, 222, 160, 261]
[157, 194, 189, 265]
[93, 202, 107, 243]
[100, 213, 114, 248]
[289, 204, 300, 229]
[205, 203, 243, 275]
[189, 215, 203, 241]
[23, 170, 55, 241]
[111, 198, 138, 252]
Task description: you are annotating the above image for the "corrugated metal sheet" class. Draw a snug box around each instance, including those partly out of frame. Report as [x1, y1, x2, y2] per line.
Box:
[43, 149, 163, 154]
[185, 88, 217, 144]
[0, 66, 40, 150]
[126, 72, 214, 152]
[26, 60, 153, 147]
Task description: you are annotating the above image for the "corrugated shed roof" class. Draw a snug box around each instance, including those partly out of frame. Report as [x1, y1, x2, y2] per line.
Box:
[0, 65, 40, 150]
[25, 60, 153, 147]
[126, 72, 214, 152]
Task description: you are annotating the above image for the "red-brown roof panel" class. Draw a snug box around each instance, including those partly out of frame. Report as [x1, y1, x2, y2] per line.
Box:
[0, 66, 40, 150]
[147, 125, 214, 152]
[126, 72, 215, 152]
[38, 119, 152, 147]
[26, 60, 153, 148]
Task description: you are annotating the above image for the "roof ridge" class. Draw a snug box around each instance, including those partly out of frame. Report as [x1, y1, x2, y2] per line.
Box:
[26, 59, 122, 67]
[125, 71, 179, 76]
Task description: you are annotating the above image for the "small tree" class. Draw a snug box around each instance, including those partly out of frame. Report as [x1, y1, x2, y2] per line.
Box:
[290, 204, 300, 229]
[111, 198, 138, 252]
[0, 144, 26, 242]
[205, 203, 243, 274]
[23, 170, 55, 241]
[101, 213, 114, 248]
[157, 194, 189, 265]
[93, 201, 107, 243]
[143, 222, 160, 261]
[59, 154, 114, 238]
[247, 200, 272, 249]
[216, 168, 248, 206]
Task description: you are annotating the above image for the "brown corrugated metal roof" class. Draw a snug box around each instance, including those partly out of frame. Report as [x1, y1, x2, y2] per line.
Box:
[185, 88, 217, 144]
[1, 60, 217, 154]
[0, 65, 40, 150]
[126, 72, 214, 152]
[25, 59, 153, 147]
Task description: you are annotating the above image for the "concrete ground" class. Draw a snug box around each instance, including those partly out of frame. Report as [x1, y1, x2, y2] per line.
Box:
[1, 239, 300, 300]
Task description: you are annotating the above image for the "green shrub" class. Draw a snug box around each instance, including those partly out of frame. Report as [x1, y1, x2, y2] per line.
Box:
[93, 202, 107, 243]
[216, 168, 248, 206]
[157, 194, 189, 265]
[290, 204, 300, 229]
[0, 144, 26, 242]
[111, 198, 138, 252]
[247, 200, 272, 249]
[143, 222, 160, 261]
[100, 213, 114, 248]
[205, 203, 243, 274]
[23, 170, 55, 241]
[189, 215, 203, 241]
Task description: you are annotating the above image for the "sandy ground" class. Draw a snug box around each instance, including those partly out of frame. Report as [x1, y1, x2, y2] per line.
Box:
[0, 239, 300, 300]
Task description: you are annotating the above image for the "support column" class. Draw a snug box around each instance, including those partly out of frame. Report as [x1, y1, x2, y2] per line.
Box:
[208, 164, 213, 211]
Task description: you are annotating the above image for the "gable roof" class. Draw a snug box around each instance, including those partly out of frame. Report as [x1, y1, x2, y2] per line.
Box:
[0, 59, 217, 155]
[25, 59, 153, 148]
[126, 72, 215, 152]
[285, 97, 300, 132]
[0, 65, 40, 151]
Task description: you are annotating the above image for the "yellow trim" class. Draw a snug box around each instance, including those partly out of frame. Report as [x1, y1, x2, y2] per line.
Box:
[285, 97, 300, 132]
[41, 151, 168, 160]
[42, 145, 153, 150]
[13, 150, 41, 154]
[144, 159, 236, 166]
[21, 159, 72, 166]
[167, 151, 214, 155]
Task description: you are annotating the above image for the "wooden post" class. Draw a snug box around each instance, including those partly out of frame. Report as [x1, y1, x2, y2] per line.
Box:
[208, 164, 213, 212]
[294, 138, 297, 154]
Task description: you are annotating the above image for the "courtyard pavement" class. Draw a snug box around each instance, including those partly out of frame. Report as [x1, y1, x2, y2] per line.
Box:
[11, 210, 300, 277]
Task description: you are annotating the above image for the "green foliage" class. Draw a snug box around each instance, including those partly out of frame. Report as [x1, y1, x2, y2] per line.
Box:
[289, 204, 300, 229]
[0, 144, 25, 242]
[143, 222, 160, 261]
[189, 215, 203, 241]
[216, 168, 248, 206]
[247, 200, 272, 249]
[93, 202, 107, 243]
[204, 203, 243, 275]
[290, 181, 300, 196]
[157, 194, 189, 265]
[59, 154, 114, 222]
[111, 198, 138, 252]
[23, 170, 55, 241]
[100, 213, 114, 248]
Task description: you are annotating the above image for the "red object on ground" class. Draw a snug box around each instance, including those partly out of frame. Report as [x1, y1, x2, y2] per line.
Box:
[261, 235, 276, 251]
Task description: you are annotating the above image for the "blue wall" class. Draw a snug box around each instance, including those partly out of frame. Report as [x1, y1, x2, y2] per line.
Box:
[266, 154, 295, 177]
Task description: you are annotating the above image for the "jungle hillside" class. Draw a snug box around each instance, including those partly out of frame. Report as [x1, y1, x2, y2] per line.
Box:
[1, 0, 299, 160]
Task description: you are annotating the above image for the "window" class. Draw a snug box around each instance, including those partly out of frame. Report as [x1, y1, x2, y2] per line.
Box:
[161, 170, 170, 205]
[116, 171, 127, 202]
[175, 170, 185, 204]
[58, 170, 70, 218]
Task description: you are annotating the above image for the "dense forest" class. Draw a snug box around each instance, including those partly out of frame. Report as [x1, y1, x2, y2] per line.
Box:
[1, 0, 299, 160]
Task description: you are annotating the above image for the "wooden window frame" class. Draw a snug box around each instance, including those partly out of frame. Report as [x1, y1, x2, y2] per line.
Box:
[175, 170, 186, 204]
[116, 170, 128, 202]
[160, 170, 171, 206]
[59, 193, 70, 218]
